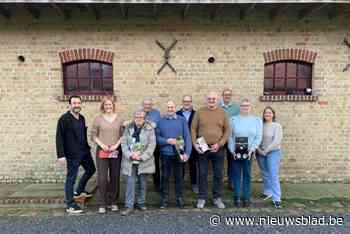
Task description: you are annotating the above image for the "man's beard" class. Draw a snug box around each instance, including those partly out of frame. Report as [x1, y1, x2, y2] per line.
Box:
[72, 107, 81, 114]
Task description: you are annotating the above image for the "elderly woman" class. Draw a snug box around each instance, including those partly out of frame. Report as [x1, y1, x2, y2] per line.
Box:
[91, 96, 123, 214]
[228, 98, 262, 208]
[121, 109, 156, 216]
[256, 106, 283, 209]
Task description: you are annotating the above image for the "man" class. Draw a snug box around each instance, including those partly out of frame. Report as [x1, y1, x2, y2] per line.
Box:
[156, 101, 192, 209]
[56, 95, 96, 214]
[219, 88, 240, 191]
[176, 95, 198, 194]
[191, 91, 231, 209]
[142, 98, 161, 192]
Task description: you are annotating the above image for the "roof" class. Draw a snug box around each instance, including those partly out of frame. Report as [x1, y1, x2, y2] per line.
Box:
[0, 0, 349, 4]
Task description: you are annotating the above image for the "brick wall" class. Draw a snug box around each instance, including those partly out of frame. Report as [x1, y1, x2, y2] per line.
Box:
[0, 6, 349, 183]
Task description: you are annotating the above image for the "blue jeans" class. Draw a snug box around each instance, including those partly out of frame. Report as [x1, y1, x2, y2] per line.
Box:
[124, 165, 148, 208]
[230, 158, 252, 201]
[256, 150, 282, 202]
[65, 153, 96, 207]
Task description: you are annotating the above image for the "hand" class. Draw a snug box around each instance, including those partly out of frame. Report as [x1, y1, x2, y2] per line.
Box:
[181, 154, 189, 162]
[194, 143, 203, 154]
[131, 151, 141, 160]
[109, 144, 119, 151]
[210, 143, 220, 153]
[56, 157, 66, 167]
[256, 148, 265, 156]
[100, 144, 109, 151]
[167, 138, 177, 145]
[248, 150, 254, 160]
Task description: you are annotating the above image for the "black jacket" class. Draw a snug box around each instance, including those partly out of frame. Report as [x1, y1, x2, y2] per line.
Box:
[176, 108, 196, 130]
[56, 111, 91, 159]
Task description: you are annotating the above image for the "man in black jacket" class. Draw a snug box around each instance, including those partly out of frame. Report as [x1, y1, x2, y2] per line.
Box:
[56, 95, 96, 214]
[176, 95, 198, 194]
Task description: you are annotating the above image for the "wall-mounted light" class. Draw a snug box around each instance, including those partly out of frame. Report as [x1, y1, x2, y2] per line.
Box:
[208, 56, 215, 64]
[17, 55, 25, 62]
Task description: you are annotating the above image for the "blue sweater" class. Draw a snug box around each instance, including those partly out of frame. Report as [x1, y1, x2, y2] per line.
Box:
[228, 115, 263, 154]
[156, 115, 192, 157]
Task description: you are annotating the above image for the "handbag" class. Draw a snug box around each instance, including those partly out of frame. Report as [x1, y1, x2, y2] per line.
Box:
[98, 150, 119, 159]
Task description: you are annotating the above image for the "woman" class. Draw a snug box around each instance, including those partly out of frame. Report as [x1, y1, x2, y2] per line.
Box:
[256, 106, 283, 209]
[228, 98, 262, 208]
[120, 109, 156, 216]
[91, 96, 123, 214]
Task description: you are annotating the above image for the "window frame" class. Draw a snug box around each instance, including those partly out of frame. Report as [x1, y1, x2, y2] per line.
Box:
[264, 60, 313, 96]
[62, 60, 113, 96]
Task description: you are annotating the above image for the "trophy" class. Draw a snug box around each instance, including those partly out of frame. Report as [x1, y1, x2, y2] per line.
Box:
[234, 137, 249, 160]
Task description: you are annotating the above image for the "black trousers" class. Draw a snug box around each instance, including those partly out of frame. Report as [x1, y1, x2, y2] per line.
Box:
[161, 155, 185, 200]
[152, 145, 161, 190]
[197, 148, 224, 200]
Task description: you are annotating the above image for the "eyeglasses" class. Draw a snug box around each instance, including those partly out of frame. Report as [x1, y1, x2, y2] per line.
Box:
[240, 104, 251, 107]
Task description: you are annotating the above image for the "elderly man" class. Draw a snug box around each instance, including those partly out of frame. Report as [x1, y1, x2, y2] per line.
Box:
[142, 98, 161, 192]
[156, 101, 192, 209]
[191, 91, 231, 209]
[220, 88, 240, 191]
[176, 95, 198, 194]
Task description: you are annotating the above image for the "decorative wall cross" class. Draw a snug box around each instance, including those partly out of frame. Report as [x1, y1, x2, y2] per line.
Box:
[343, 38, 350, 72]
[156, 39, 177, 75]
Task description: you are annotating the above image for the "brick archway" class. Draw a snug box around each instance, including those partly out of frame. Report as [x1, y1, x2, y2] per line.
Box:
[58, 48, 114, 64]
[263, 49, 317, 64]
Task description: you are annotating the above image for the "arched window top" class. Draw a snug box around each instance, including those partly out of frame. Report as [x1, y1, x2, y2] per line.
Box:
[59, 48, 114, 64]
[263, 49, 317, 64]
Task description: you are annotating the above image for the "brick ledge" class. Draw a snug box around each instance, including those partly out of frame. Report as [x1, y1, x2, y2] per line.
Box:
[57, 95, 116, 102]
[260, 95, 318, 102]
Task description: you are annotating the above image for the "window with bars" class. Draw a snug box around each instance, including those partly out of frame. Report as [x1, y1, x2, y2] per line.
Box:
[63, 60, 113, 95]
[264, 61, 312, 95]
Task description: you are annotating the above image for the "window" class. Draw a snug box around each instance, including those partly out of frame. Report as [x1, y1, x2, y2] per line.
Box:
[63, 60, 113, 95]
[264, 61, 312, 95]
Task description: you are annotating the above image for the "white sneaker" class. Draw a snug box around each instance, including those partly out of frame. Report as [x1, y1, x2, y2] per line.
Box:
[98, 207, 106, 214]
[110, 205, 119, 211]
[196, 199, 206, 209]
[66, 205, 83, 214]
[213, 198, 225, 209]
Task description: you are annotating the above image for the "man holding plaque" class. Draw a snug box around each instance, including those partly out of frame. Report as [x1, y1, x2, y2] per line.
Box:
[156, 100, 192, 209]
[191, 91, 231, 209]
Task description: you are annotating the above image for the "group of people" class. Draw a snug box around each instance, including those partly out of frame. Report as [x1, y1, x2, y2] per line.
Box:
[56, 89, 283, 215]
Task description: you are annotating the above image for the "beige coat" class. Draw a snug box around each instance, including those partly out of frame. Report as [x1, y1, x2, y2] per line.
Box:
[121, 120, 156, 176]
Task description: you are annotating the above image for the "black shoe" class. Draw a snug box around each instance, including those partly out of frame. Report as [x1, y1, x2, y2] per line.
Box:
[242, 200, 251, 208]
[74, 191, 93, 198]
[160, 200, 168, 209]
[66, 204, 83, 214]
[234, 199, 241, 208]
[259, 193, 272, 200]
[176, 198, 185, 209]
[273, 201, 281, 209]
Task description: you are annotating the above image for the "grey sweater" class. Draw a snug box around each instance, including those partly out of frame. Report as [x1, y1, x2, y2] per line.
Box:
[259, 122, 283, 155]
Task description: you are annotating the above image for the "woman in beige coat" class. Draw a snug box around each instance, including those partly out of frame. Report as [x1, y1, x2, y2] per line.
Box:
[120, 109, 156, 215]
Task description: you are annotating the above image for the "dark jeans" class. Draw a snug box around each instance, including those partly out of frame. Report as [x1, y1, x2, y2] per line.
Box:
[188, 151, 199, 186]
[225, 144, 233, 183]
[96, 153, 121, 207]
[161, 155, 185, 200]
[230, 159, 252, 201]
[65, 152, 96, 207]
[153, 146, 161, 190]
[198, 148, 224, 200]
